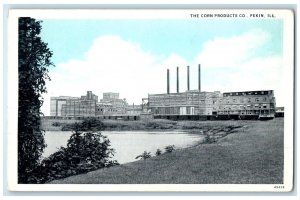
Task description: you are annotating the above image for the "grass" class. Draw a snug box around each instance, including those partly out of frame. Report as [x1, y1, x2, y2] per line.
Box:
[42, 117, 245, 132]
[50, 118, 284, 184]
[41, 118, 82, 131]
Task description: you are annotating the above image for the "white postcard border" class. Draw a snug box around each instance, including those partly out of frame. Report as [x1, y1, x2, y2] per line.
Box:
[6, 8, 295, 192]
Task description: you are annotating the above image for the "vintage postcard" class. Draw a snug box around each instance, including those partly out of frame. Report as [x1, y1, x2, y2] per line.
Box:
[6, 9, 294, 192]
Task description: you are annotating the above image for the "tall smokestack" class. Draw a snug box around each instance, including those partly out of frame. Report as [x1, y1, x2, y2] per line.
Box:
[177, 67, 179, 93]
[167, 69, 170, 94]
[198, 64, 201, 91]
[187, 65, 190, 91]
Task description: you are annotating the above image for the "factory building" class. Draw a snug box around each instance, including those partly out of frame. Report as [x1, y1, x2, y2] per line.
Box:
[96, 102, 113, 115]
[50, 91, 131, 118]
[50, 96, 79, 116]
[49, 64, 278, 120]
[147, 65, 276, 120]
[214, 90, 276, 119]
[126, 104, 143, 115]
[148, 64, 217, 116]
[50, 91, 98, 117]
[61, 91, 98, 117]
[81, 91, 98, 102]
[149, 90, 222, 116]
[96, 92, 128, 115]
[103, 92, 119, 100]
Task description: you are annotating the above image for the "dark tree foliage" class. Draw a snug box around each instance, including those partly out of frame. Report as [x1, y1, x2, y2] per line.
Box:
[61, 118, 105, 131]
[18, 17, 53, 183]
[34, 131, 118, 183]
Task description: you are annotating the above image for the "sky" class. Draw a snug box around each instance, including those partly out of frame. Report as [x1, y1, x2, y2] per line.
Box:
[39, 18, 284, 116]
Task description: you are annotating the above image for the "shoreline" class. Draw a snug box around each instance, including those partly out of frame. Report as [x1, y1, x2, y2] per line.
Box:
[50, 118, 283, 184]
[41, 117, 249, 132]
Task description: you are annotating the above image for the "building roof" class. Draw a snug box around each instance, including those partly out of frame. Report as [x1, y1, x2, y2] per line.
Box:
[223, 90, 273, 97]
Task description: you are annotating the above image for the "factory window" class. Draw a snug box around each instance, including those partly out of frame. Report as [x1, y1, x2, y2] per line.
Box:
[233, 99, 236, 103]
[240, 98, 244, 103]
[255, 98, 259, 102]
[248, 98, 251, 102]
[263, 97, 267, 101]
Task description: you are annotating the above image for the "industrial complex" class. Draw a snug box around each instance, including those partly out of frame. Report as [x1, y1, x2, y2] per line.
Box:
[49, 64, 280, 120]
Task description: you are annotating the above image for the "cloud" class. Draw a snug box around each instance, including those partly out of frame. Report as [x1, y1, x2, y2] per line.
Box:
[41, 29, 284, 115]
[195, 29, 271, 68]
[192, 29, 283, 105]
[42, 35, 188, 115]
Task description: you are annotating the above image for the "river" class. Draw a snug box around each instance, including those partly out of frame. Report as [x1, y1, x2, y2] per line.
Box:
[43, 131, 204, 164]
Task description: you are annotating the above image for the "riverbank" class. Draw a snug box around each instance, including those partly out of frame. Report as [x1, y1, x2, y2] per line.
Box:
[50, 118, 283, 184]
[41, 117, 246, 132]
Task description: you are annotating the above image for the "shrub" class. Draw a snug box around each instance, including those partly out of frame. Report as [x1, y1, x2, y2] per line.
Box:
[135, 151, 152, 160]
[165, 145, 175, 153]
[155, 149, 162, 156]
[145, 122, 159, 129]
[145, 121, 175, 129]
[61, 118, 105, 131]
[32, 131, 118, 183]
[52, 122, 61, 127]
[61, 124, 74, 131]
[80, 118, 105, 131]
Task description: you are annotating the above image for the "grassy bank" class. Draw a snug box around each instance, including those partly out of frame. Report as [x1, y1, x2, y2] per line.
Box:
[50, 118, 283, 184]
[42, 118, 246, 132]
[41, 118, 82, 131]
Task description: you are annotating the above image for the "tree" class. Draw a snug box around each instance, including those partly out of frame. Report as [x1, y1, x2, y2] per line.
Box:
[61, 118, 105, 131]
[35, 131, 118, 183]
[18, 17, 53, 183]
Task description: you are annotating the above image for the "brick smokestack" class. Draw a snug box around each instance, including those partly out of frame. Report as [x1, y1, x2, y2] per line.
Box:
[187, 65, 190, 91]
[167, 69, 170, 94]
[198, 64, 201, 92]
[177, 67, 179, 93]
